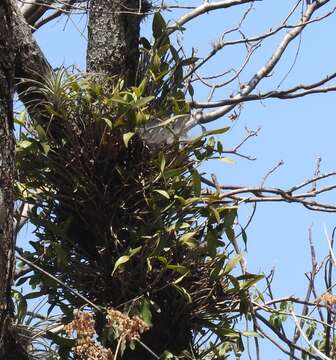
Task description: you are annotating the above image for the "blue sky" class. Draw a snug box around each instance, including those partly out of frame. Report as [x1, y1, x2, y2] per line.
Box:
[26, 0, 336, 358]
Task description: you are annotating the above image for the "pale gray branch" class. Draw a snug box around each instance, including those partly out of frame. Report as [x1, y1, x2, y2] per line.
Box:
[169, 0, 257, 32]
[19, 0, 80, 27]
[188, 0, 330, 127]
[192, 71, 336, 108]
[202, 171, 336, 212]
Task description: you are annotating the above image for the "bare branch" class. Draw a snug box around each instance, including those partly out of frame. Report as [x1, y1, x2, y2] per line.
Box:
[219, 127, 260, 161]
[192, 72, 336, 109]
[16, 253, 102, 312]
[14, 201, 33, 237]
[33, 0, 78, 31]
[202, 171, 336, 212]
[291, 226, 317, 358]
[20, 0, 54, 25]
[187, 0, 331, 127]
[291, 310, 332, 360]
[260, 160, 284, 187]
[168, 0, 258, 33]
[19, 0, 82, 27]
[255, 312, 321, 359]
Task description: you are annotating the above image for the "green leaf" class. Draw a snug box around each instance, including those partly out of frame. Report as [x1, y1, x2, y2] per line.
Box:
[153, 53, 161, 71]
[157, 44, 170, 58]
[224, 208, 237, 227]
[223, 254, 243, 274]
[180, 236, 197, 249]
[241, 331, 261, 338]
[103, 117, 113, 128]
[170, 45, 180, 62]
[191, 127, 230, 143]
[191, 170, 201, 196]
[156, 256, 168, 265]
[129, 246, 142, 257]
[154, 189, 170, 199]
[269, 314, 284, 330]
[206, 230, 219, 258]
[109, 94, 129, 105]
[178, 222, 191, 230]
[111, 247, 142, 275]
[254, 288, 265, 303]
[220, 157, 236, 164]
[160, 351, 174, 360]
[174, 195, 186, 206]
[15, 111, 27, 126]
[159, 152, 166, 173]
[203, 126, 230, 137]
[163, 167, 186, 179]
[132, 78, 148, 97]
[35, 124, 47, 141]
[123, 132, 135, 148]
[306, 321, 317, 340]
[166, 264, 188, 274]
[173, 285, 192, 303]
[140, 37, 151, 50]
[217, 141, 223, 154]
[46, 331, 76, 348]
[41, 142, 50, 155]
[18, 140, 33, 149]
[207, 136, 215, 150]
[210, 207, 221, 223]
[112, 255, 130, 275]
[215, 327, 241, 338]
[139, 299, 152, 326]
[152, 12, 166, 39]
[184, 196, 207, 206]
[173, 270, 190, 285]
[133, 96, 155, 109]
[210, 255, 226, 280]
[188, 84, 194, 97]
[240, 274, 264, 290]
[241, 228, 248, 248]
[225, 227, 235, 242]
[180, 232, 196, 245]
[173, 64, 183, 86]
[227, 274, 240, 291]
[16, 294, 27, 323]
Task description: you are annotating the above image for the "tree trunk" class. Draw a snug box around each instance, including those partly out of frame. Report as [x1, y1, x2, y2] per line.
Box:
[87, 0, 144, 85]
[86, 2, 192, 358]
[0, 0, 190, 358]
[13, 0, 51, 117]
[0, 1, 28, 358]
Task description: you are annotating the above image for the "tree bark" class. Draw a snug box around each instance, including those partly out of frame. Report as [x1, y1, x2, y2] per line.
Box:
[0, 1, 28, 358]
[87, 0, 144, 85]
[13, 0, 51, 116]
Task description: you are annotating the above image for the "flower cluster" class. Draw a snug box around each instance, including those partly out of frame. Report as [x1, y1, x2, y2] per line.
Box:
[316, 292, 336, 306]
[64, 311, 113, 360]
[64, 308, 150, 359]
[106, 308, 149, 342]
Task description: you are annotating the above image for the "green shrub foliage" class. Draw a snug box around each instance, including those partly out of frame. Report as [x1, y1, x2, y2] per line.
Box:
[15, 19, 263, 359]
